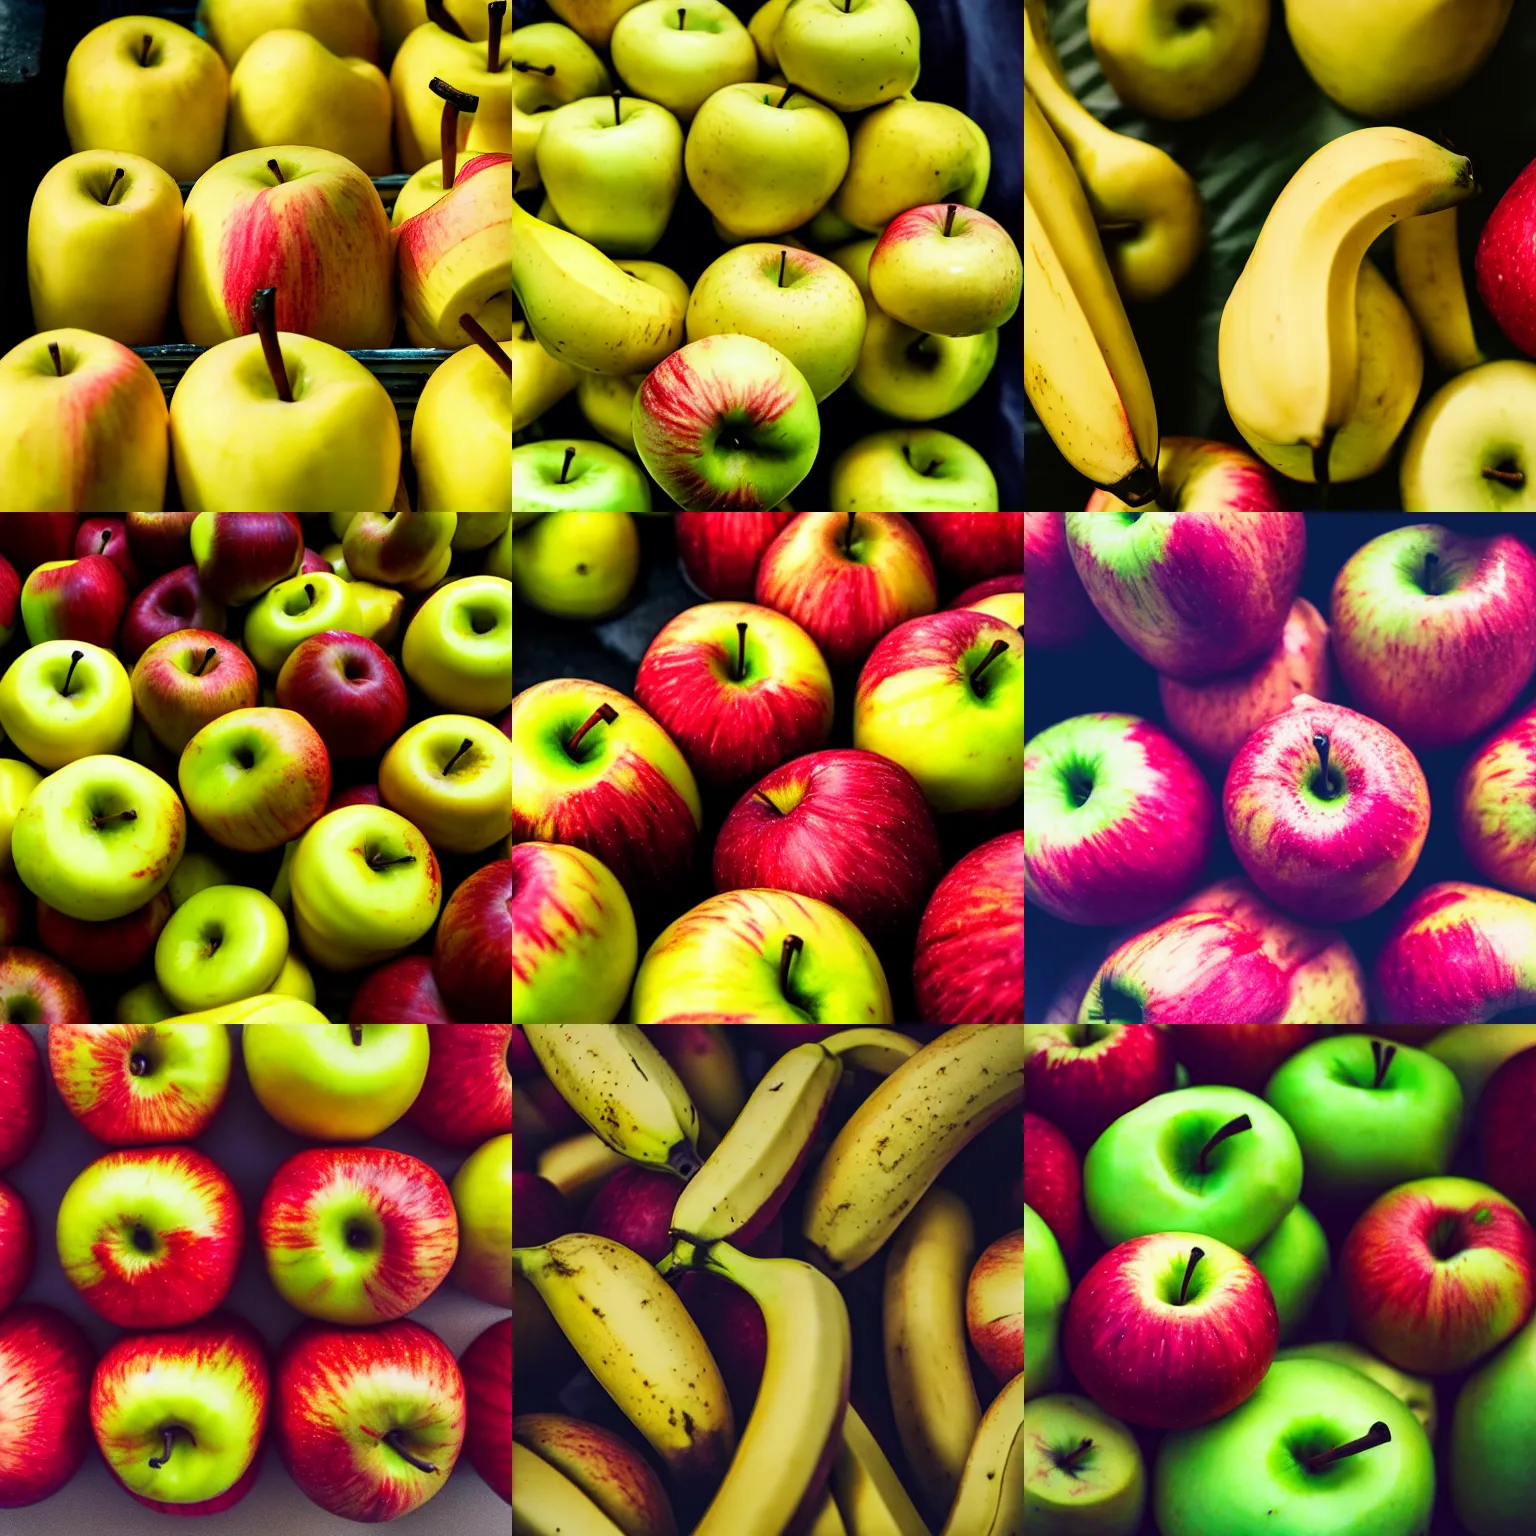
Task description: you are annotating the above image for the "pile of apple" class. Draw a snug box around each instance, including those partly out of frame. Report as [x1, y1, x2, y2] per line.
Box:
[0, 1021, 512, 1518]
[0, 511, 511, 1025]
[511, 0, 1021, 512]
[1025, 1021, 1536, 1536]
[9, 0, 510, 513]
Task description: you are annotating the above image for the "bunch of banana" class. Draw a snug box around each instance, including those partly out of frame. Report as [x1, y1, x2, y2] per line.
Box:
[513, 1234, 736, 1484]
[803, 1024, 1026, 1278]
[522, 1024, 702, 1178]
[1025, 0, 1203, 302]
[939, 1374, 1023, 1536]
[1218, 126, 1476, 484]
[1025, 89, 1160, 506]
[1393, 207, 1486, 376]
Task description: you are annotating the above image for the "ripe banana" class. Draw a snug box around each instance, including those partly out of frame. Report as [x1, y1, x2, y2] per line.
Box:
[513, 318, 579, 432]
[1025, 0, 1203, 302]
[522, 1025, 702, 1177]
[1218, 127, 1475, 474]
[536, 1132, 631, 1201]
[513, 1234, 735, 1483]
[1400, 359, 1536, 512]
[940, 1374, 1023, 1536]
[671, 1041, 842, 1246]
[1394, 206, 1485, 375]
[513, 1413, 679, 1536]
[1024, 90, 1160, 505]
[803, 1025, 1025, 1278]
[810, 1491, 851, 1536]
[832, 1402, 932, 1536]
[644, 1025, 748, 1133]
[884, 1188, 981, 1514]
[822, 1028, 922, 1076]
[513, 1441, 627, 1536]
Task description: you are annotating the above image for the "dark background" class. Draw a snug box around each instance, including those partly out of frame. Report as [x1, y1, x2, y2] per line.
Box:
[1024, 511, 1536, 1024]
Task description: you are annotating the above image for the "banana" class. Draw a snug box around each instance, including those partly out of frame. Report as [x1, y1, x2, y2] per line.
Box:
[1024, 90, 1159, 504]
[1394, 206, 1486, 375]
[810, 1490, 851, 1536]
[523, 1025, 703, 1177]
[513, 1413, 679, 1536]
[513, 1234, 735, 1483]
[883, 1188, 981, 1514]
[514, 1442, 628, 1536]
[832, 1402, 932, 1536]
[803, 1025, 1025, 1278]
[537, 1133, 631, 1201]
[940, 1374, 1023, 1536]
[513, 318, 579, 432]
[1025, 0, 1203, 301]
[671, 1041, 842, 1246]
[1218, 127, 1475, 473]
[663, 1238, 852, 1536]
[822, 1028, 922, 1076]
[644, 1025, 748, 1133]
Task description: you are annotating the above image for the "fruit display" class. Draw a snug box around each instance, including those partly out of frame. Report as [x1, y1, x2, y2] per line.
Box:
[0, 513, 509, 1022]
[513, 511, 1023, 1024]
[0, 1020, 514, 1516]
[513, 0, 1020, 509]
[1025, 0, 1536, 513]
[513, 1021, 1024, 1534]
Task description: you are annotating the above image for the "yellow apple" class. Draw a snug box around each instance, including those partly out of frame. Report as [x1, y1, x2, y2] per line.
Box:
[269, 949, 316, 1004]
[392, 160, 450, 227]
[379, 713, 513, 853]
[377, 0, 492, 64]
[544, 0, 648, 47]
[202, 0, 379, 68]
[390, 20, 511, 170]
[414, 338, 512, 511]
[0, 762, 42, 873]
[575, 369, 643, 450]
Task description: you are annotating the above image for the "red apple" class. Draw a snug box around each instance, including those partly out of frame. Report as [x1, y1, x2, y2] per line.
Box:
[0, 1179, 34, 1312]
[0, 875, 25, 949]
[1480, 1047, 1536, 1223]
[0, 515, 80, 573]
[349, 956, 456, 1024]
[1023, 1022, 1175, 1150]
[915, 511, 1024, 588]
[1025, 511, 1100, 647]
[301, 548, 332, 575]
[0, 1304, 96, 1508]
[37, 889, 173, 976]
[433, 860, 511, 1023]
[512, 1173, 574, 1248]
[1023, 1112, 1083, 1264]
[0, 554, 18, 647]
[677, 510, 797, 599]
[461, 1320, 511, 1504]
[1168, 1023, 1321, 1094]
[914, 831, 1023, 1024]
[119, 564, 227, 665]
[328, 783, 383, 814]
[131, 628, 260, 753]
[0, 949, 89, 1025]
[125, 513, 198, 575]
[75, 517, 141, 591]
[674, 1267, 769, 1421]
[275, 630, 408, 760]
[0, 1023, 44, 1170]
[191, 513, 305, 605]
[406, 1025, 513, 1144]
[19, 552, 130, 648]
[967, 1229, 1023, 1384]
[586, 1164, 683, 1265]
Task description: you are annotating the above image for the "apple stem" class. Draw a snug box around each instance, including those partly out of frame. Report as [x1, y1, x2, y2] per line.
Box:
[779, 934, 803, 994]
[903, 444, 940, 476]
[1421, 549, 1440, 595]
[426, 0, 469, 38]
[678, 6, 686, 26]
[1056, 1438, 1095, 1474]
[778, 250, 787, 288]
[430, 79, 480, 189]
[970, 638, 1010, 684]
[1300, 1421, 1391, 1473]
[1196, 1113, 1251, 1174]
[488, 0, 506, 70]
[1312, 732, 1337, 801]
[92, 810, 139, 828]
[752, 790, 783, 817]
[99, 530, 113, 555]
[48, 342, 62, 377]
[139, 33, 152, 64]
[368, 851, 418, 871]
[1371, 1039, 1397, 1090]
[844, 510, 856, 555]
[250, 287, 294, 403]
[443, 738, 474, 776]
[267, 158, 284, 184]
[460, 313, 513, 376]
[612, 90, 623, 126]
[130, 1052, 151, 1077]
[62, 649, 83, 696]
[382, 1429, 440, 1476]
[194, 647, 216, 677]
[350, 1024, 365, 1046]
[147, 1426, 194, 1470]
[777, 86, 798, 107]
[943, 203, 958, 237]
[1484, 465, 1525, 488]
[567, 704, 618, 755]
[559, 446, 577, 485]
[735, 622, 748, 681]
[102, 167, 125, 206]
[1176, 1246, 1204, 1305]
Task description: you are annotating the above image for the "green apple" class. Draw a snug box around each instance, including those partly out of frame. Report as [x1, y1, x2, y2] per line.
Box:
[154, 884, 288, 1013]
[513, 442, 652, 515]
[536, 93, 683, 256]
[242, 1023, 430, 1139]
[168, 851, 230, 909]
[1025, 1393, 1145, 1536]
[836, 96, 989, 233]
[269, 949, 315, 1004]
[830, 426, 998, 510]
[116, 980, 177, 1023]
[798, 201, 863, 248]
[486, 520, 513, 579]
[685, 243, 866, 402]
[1083, 1086, 1304, 1254]
[451, 512, 512, 552]
[1250, 1202, 1330, 1343]
[1265, 1036, 1464, 1207]
[0, 639, 132, 768]
[401, 575, 512, 717]
[378, 713, 513, 855]
[0, 760, 42, 871]
[1275, 1343, 1436, 1440]
[244, 572, 360, 674]
[1426, 1024, 1536, 1113]
[774, 0, 920, 110]
[1087, 0, 1269, 119]
[1451, 1309, 1536, 1533]
[1025, 1203, 1070, 1400]
[1155, 1359, 1435, 1536]
[869, 202, 1022, 337]
[511, 507, 643, 613]
[684, 81, 849, 238]
[611, 0, 758, 121]
[510, 21, 612, 112]
[452, 1133, 512, 1307]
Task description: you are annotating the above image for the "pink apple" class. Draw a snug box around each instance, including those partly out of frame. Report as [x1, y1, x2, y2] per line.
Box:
[1023, 1112, 1083, 1264]
[329, 782, 384, 814]
[0, 949, 89, 1025]
[913, 829, 1022, 1023]
[756, 511, 937, 669]
[0, 514, 80, 573]
[119, 563, 227, 665]
[1065, 509, 1306, 682]
[189, 512, 304, 604]
[1024, 712, 1215, 925]
[1024, 512, 1100, 647]
[867, 203, 1021, 337]
[0, 1180, 33, 1312]
[19, 552, 130, 649]
[275, 629, 409, 761]
[635, 600, 835, 791]
[1085, 436, 1287, 514]
[75, 516, 141, 590]
[714, 748, 941, 949]
[461, 1320, 510, 1505]
[1480, 1048, 1536, 1223]
[1477, 153, 1536, 358]
[406, 1025, 512, 1145]
[1225, 695, 1430, 923]
[1341, 1176, 1536, 1373]
[1023, 1022, 1175, 1150]
[112, 1449, 263, 1517]
[37, 888, 173, 976]
[0, 1304, 96, 1508]
[350, 955, 457, 1024]
[433, 860, 511, 1023]
[131, 627, 259, 753]
[967, 1229, 1023, 1384]
[913, 511, 1024, 588]
[124, 513, 197, 576]
[1458, 703, 1536, 896]
[0, 1022, 44, 1171]
[301, 547, 332, 575]
[1330, 521, 1536, 749]
[1064, 1230, 1279, 1428]
[1160, 596, 1331, 769]
[585, 1164, 684, 1265]
[677, 510, 797, 598]
[947, 572, 1023, 626]
[0, 554, 18, 647]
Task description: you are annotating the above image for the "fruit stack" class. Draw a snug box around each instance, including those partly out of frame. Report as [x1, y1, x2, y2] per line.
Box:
[511, 0, 1020, 510]
[0, 511, 510, 1024]
[0, 1021, 512, 1517]
[513, 1021, 1025, 1535]
[9, 0, 510, 512]
[1026, 1022, 1536, 1536]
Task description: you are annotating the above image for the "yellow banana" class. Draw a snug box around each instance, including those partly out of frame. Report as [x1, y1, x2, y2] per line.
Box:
[823, 1028, 922, 1076]
[832, 1402, 932, 1536]
[536, 1133, 631, 1201]
[1218, 127, 1475, 469]
[664, 1239, 852, 1536]
[522, 1025, 703, 1177]
[1394, 207, 1485, 375]
[644, 1025, 748, 1132]
[671, 1041, 842, 1245]
[1024, 90, 1159, 505]
[804, 1025, 1025, 1278]
[513, 1234, 735, 1484]
[1025, 0, 1203, 301]
[940, 1374, 1023, 1536]
[810, 1490, 851, 1536]
[1400, 359, 1536, 512]
[513, 318, 579, 432]
[513, 1413, 680, 1536]
[884, 1189, 981, 1514]
[163, 995, 326, 1023]
[513, 1442, 628, 1536]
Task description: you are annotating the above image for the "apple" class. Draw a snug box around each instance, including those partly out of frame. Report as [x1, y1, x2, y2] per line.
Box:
[830, 427, 998, 511]
[0, 1023, 44, 1171]
[275, 630, 408, 761]
[57, 1146, 244, 1327]
[967, 1229, 1023, 1385]
[0, 638, 132, 768]
[1399, 358, 1536, 511]
[1450, 1308, 1536, 1534]
[1275, 1341, 1437, 1439]
[124, 513, 196, 575]
[118, 564, 225, 665]
[612, 0, 756, 121]
[379, 713, 512, 855]
[20, 551, 130, 650]
[154, 884, 289, 1012]
[391, 6, 511, 166]
[676, 510, 796, 598]
[0, 1305, 96, 1508]
[131, 628, 259, 753]
[1478, 152, 1536, 359]
[348, 580, 406, 647]
[1341, 1176, 1536, 1373]
[869, 202, 1021, 336]
[453, 1133, 512, 1306]
[401, 576, 511, 720]
[0, 1180, 33, 1313]
[350, 956, 456, 1025]
[1428, 1023, 1536, 1112]
[1022, 1113, 1082, 1265]
[1085, 434, 1288, 516]
[244, 572, 361, 674]
[0, 951, 89, 1026]
[774, 0, 920, 110]
[1249, 1201, 1330, 1343]
[1064, 509, 1306, 682]
[341, 511, 457, 586]
[1457, 703, 1536, 897]
[1166, 1020, 1320, 1095]
[1084, 1085, 1303, 1253]
[1024, 512, 1100, 647]
[1024, 1203, 1069, 1399]
[1024, 1393, 1145, 1536]
[1225, 695, 1430, 923]
[405, 1025, 512, 1144]
[188, 511, 304, 604]
[1024, 1023, 1174, 1151]
[1480, 1046, 1536, 1223]
[433, 861, 512, 1024]
[201, 0, 380, 68]
[461, 1320, 511, 1504]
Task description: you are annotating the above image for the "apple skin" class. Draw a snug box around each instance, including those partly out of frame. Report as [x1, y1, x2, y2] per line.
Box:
[1025, 1393, 1145, 1536]
[1249, 1201, 1330, 1343]
[1275, 1340, 1437, 1439]
[189, 512, 304, 605]
[0, 514, 81, 573]
[118, 564, 227, 666]
[275, 630, 409, 762]
[0, 1180, 34, 1312]
[461, 1319, 511, 1504]
[37, 889, 173, 978]
[1457, 704, 1536, 897]
[20, 554, 130, 649]
[1024, 1022, 1175, 1151]
[913, 511, 1024, 589]
[1480, 1047, 1536, 1224]
[452, 1134, 513, 1307]
[432, 861, 512, 1024]
[405, 1025, 512, 1145]
[1450, 1308, 1536, 1535]
[1341, 1175, 1536, 1373]
[967, 1229, 1023, 1385]
[1167, 1022, 1320, 1094]
[0, 949, 91, 1026]
[124, 513, 196, 575]
[0, 1304, 97, 1509]
[1428, 1024, 1536, 1112]
[914, 829, 1022, 1024]
[1478, 153, 1536, 358]
[1024, 512, 1099, 646]
[1022, 1112, 1083, 1265]
[676, 510, 796, 598]
[75, 516, 140, 590]
[0, 1022, 45, 1171]
[1024, 1203, 1069, 1400]
[349, 955, 456, 1025]
[131, 628, 260, 754]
